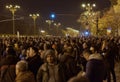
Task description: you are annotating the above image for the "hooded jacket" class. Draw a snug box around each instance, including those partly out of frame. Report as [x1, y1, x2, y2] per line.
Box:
[86, 53, 105, 82]
[37, 63, 67, 82]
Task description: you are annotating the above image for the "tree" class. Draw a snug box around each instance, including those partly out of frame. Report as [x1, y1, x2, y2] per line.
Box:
[109, 0, 118, 6]
[98, 7, 120, 36]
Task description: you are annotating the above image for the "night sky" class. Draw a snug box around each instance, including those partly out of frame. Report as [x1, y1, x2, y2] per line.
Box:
[0, 0, 111, 28]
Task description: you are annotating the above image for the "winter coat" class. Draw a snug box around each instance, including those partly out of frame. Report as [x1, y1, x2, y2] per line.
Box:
[59, 52, 79, 79]
[26, 54, 43, 77]
[37, 63, 67, 82]
[86, 53, 106, 82]
[0, 55, 18, 82]
[15, 71, 36, 82]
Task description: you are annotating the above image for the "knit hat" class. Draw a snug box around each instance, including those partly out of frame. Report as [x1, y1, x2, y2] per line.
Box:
[44, 49, 56, 62]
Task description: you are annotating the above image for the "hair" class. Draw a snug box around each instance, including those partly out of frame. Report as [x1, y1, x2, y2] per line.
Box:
[16, 60, 28, 72]
[7, 45, 16, 56]
[44, 43, 51, 50]
[30, 46, 38, 53]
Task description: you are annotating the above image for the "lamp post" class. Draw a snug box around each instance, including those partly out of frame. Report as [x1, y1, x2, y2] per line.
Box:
[82, 3, 96, 12]
[46, 20, 54, 28]
[29, 14, 39, 35]
[6, 5, 20, 35]
[54, 23, 61, 36]
[81, 3, 99, 36]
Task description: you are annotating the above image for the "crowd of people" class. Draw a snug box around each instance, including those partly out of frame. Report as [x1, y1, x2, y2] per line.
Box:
[0, 36, 120, 82]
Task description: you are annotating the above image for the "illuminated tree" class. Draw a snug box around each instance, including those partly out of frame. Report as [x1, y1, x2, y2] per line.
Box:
[109, 0, 118, 6]
[98, 8, 120, 36]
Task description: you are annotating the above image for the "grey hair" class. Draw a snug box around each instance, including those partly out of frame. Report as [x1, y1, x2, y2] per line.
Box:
[16, 60, 28, 72]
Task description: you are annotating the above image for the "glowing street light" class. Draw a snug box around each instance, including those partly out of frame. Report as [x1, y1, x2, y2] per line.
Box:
[46, 20, 54, 28]
[54, 22, 61, 27]
[82, 3, 96, 12]
[6, 4, 20, 35]
[81, 3, 99, 36]
[54, 22, 61, 35]
[41, 30, 45, 33]
[29, 13, 39, 35]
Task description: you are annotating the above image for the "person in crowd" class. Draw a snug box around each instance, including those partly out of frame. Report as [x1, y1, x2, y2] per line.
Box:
[59, 43, 81, 79]
[37, 49, 67, 82]
[0, 45, 18, 82]
[26, 46, 43, 78]
[40, 43, 51, 60]
[15, 60, 36, 82]
[19, 49, 27, 60]
[82, 49, 106, 82]
[80, 42, 89, 72]
[101, 39, 117, 82]
[70, 39, 80, 61]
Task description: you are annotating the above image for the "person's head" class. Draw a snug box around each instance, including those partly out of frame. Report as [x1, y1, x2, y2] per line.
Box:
[90, 46, 94, 53]
[29, 46, 38, 57]
[43, 43, 51, 50]
[83, 42, 88, 49]
[44, 49, 56, 64]
[63, 43, 71, 50]
[83, 50, 91, 61]
[16, 60, 28, 75]
[90, 44, 98, 54]
[7, 45, 16, 56]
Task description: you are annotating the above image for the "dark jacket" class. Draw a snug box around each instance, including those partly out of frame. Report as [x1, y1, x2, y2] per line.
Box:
[26, 54, 43, 77]
[15, 71, 36, 82]
[0, 55, 18, 82]
[59, 52, 79, 79]
[86, 53, 105, 82]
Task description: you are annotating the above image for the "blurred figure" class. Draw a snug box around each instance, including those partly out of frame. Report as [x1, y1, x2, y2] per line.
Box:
[101, 39, 117, 82]
[19, 49, 27, 60]
[83, 49, 106, 82]
[40, 43, 51, 60]
[0, 46, 18, 82]
[60, 43, 80, 79]
[26, 46, 43, 78]
[37, 49, 67, 82]
[15, 60, 35, 82]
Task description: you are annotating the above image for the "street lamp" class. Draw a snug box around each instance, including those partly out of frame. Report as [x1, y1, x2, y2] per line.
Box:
[6, 5, 20, 35]
[81, 3, 99, 36]
[29, 13, 39, 35]
[82, 3, 96, 12]
[46, 20, 54, 28]
[54, 22, 61, 35]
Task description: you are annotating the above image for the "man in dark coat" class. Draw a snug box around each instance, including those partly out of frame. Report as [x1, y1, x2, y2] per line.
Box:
[83, 50, 106, 82]
[26, 46, 43, 78]
[59, 45, 80, 80]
